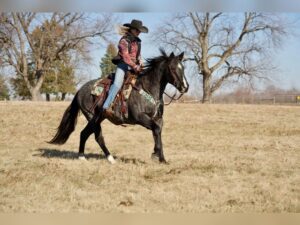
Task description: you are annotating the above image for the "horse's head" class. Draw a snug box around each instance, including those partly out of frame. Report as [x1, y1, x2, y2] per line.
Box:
[166, 52, 189, 93]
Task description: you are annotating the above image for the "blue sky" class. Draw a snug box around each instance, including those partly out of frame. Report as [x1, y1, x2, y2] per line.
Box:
[6, 0, 300, 12]
[90, 13, 300, 91]
[273, 32, 300, 89]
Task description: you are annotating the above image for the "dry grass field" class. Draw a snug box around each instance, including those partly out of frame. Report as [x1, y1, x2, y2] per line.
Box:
[0, 101, 299, 212]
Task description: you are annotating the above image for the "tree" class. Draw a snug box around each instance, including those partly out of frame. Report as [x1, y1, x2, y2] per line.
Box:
[11, 58, 76, 101]
[0, 75, 9, 100]
[0, 13, 115, 100]
[41, 58, 76, 101]
[100, 43, 117, 78]
[154, 13, 288, 103]
[9, 21, 77, 100]
[56, 60, 76, 101]
[10, 64, 33, 99]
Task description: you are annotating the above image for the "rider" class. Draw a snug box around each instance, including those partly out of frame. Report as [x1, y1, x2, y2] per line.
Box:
[102, 19, 148, 116]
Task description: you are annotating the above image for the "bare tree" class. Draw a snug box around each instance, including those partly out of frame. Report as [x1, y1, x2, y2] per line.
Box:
[0, 13, 115, 100]
[153, 13, 288, 103]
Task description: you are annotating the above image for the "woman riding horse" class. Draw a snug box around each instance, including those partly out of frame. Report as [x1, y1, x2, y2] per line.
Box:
[49, 49, 189, 164]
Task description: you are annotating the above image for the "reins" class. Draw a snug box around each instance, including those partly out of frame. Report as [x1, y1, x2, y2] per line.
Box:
[134, 70, 184, 106]
[163, 90, 184, 105]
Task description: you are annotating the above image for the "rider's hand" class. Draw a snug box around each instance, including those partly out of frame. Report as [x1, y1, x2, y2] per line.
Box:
[139, 61, 144, 68]
[134, 65, 141, 73]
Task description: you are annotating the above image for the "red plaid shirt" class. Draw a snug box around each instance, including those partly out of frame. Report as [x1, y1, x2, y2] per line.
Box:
[118, 37, 141, 69]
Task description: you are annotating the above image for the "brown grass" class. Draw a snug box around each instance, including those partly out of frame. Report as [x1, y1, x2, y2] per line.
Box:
[0, 101, 299, 212]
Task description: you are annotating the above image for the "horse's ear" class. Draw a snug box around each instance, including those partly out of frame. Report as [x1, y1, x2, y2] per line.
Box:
[178, 52, 184, 61]
[169, 52, 175, 58]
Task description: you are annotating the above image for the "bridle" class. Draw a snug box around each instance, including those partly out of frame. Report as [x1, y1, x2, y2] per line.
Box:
[164, 65, 185, 105]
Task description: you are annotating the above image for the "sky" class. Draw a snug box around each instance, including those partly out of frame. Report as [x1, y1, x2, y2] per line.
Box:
[273, 30, 300, 89]
[90, 13, 300, 92]
[3, 0, 300, 12]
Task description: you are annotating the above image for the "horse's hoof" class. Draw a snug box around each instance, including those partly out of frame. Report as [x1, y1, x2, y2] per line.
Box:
[151, 154, 168, 164]
[160, 159, 169, 164]
[151, 153, 160, 162]
[78, 155, 87, 161]
[107, 155, 116, 164]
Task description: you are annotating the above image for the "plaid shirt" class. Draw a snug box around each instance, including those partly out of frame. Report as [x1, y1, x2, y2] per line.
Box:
[118, 36, 141, 69]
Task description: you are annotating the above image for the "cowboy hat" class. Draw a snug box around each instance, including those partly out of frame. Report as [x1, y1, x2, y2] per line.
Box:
[123, 19, 149, 33]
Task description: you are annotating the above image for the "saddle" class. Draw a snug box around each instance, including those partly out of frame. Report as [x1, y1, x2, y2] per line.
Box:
[91, 71, 137, 120]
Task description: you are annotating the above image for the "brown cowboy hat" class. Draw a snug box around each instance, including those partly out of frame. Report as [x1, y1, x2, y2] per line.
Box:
[123, 19, 149, 33]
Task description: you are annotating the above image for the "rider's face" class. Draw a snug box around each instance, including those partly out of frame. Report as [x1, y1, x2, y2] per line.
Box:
[131, 28, 141, 37]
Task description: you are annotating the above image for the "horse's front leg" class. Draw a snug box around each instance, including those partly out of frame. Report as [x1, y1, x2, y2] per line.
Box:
[151, 118, 166, 163]
[133, 110, 166, 163]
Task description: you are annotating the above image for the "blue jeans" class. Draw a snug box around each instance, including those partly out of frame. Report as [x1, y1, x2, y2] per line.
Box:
[103, 63, 131, 109]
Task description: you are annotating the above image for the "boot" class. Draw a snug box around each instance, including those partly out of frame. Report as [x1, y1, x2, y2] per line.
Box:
[103, 106, 114, 118]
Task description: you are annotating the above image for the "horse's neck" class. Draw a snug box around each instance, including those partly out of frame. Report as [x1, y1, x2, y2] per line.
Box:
[137, 68, 167, 101]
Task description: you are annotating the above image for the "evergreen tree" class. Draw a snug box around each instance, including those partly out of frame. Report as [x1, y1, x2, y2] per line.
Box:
[100, 43, 117, 78]
[57, 61, 76, 100]
[0, 75, 10, 100]
[41, 58, 76, 101]
[10, 63, 35, 99]
[41, 68, 57, 101]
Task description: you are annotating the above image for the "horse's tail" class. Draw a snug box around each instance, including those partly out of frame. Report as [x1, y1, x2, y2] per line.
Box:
[48, 93, 80, 145]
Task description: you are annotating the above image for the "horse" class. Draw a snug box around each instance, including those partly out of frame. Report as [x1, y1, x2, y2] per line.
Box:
[48, 49, 189, 164]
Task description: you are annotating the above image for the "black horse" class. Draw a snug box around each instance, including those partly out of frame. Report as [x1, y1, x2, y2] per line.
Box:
[49, 49, 189, 163]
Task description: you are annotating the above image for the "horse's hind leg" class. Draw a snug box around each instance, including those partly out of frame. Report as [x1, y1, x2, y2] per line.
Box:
[78, 119, 96, 160]
[94, 123, 115, 164]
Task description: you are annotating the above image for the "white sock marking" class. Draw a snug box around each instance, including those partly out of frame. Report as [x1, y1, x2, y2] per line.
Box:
[107, 155, 116, 164]
[78, 156, 87, 161]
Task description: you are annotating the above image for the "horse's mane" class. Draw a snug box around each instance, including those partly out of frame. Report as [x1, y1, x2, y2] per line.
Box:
[136, 48, 169, 95]
[142, 48, 169, 75]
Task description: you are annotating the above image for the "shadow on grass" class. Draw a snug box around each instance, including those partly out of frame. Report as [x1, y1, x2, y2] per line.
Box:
[34, 148, 106, 160]
[117, 156, 147, 165]
[34, 148, 147, 164]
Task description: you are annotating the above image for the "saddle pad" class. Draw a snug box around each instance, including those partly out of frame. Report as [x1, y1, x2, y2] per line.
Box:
[91, 78, 111, 96]
[91, 85, 104, 96]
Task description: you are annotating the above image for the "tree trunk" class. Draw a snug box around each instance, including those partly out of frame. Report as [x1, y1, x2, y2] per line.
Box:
[202, 74, 212, 103]
[46, 93, 50, 101]
[29, 69, 45, 101]
[61, 93, 66, 101]
[30, 88, 43, 101]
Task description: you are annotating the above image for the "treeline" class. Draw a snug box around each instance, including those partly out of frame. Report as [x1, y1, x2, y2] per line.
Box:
[176, 85, 300, 104]
[213, 85, 300, 104]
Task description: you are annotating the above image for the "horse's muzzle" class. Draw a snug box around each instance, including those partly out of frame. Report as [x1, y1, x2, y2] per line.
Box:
[179, 83, 189, 93]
